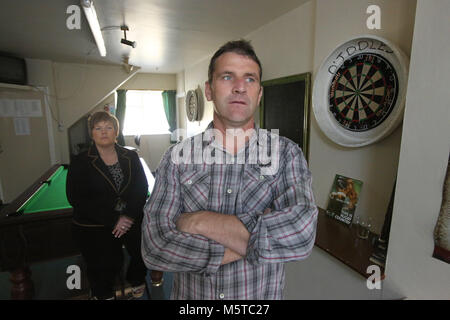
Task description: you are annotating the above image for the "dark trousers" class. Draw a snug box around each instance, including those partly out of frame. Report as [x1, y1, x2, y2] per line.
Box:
[72, 223, 147, 299]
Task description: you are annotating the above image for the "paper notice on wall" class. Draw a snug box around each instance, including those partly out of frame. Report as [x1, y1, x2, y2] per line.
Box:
[13, 117, 31, 135]
[0, 99, 15, 117]
[0, 99, 42, 117]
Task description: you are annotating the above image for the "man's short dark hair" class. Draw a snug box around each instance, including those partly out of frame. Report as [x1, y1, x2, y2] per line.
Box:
[208, 39, 262, 84]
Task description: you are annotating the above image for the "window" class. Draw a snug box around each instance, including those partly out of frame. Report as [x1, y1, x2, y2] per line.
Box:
[122, 90, 170, 135]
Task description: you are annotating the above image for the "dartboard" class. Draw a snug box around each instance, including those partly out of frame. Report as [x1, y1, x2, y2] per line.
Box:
[186, 89, 199, 121]
[313, 35, 409, 147]
[329, 53, 398, 132]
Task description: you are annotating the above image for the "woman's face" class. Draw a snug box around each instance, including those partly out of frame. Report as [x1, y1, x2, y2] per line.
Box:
[92, 120, 117, 148]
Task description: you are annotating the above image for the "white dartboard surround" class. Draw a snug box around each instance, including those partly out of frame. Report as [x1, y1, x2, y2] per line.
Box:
[312, 35, 409, 147]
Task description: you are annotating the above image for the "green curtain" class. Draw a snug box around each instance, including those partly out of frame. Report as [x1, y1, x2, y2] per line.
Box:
[115, 89, 127, 146]
[162, 90, 177, 143]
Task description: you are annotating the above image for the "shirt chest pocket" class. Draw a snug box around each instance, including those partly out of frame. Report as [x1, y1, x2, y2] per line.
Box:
[180, 170, 211, 212]
[240, 166, 276, 213]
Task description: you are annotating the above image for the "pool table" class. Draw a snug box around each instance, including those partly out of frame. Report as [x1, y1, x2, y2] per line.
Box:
[0, 162, 161, 299]
[0, 164, 76, 299]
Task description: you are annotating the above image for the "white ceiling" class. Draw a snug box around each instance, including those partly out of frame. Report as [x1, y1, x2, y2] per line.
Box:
[0, 0, 310, 73]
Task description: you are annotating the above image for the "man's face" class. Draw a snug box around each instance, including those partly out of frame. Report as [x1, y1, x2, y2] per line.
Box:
[205, 52, 262, 129]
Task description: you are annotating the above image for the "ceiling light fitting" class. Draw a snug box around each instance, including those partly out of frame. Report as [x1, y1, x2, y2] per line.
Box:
[120, 25, 137, 48]
[80, 0, 106, 57]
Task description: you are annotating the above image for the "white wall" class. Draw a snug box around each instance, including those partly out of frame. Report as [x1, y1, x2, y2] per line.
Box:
[119, 73, 176, 91]
[176, 71, 187, 138]
[124, 134, 171, 173]
[25, 59, 61, 163]
[184, 58, 215, 137]
[385, 0, 450, 299]
[247, 1, 315, 83]
[0, 87, 51, 202]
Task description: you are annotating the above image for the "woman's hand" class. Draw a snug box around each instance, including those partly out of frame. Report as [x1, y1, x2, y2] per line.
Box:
[112, 215, 134, 238]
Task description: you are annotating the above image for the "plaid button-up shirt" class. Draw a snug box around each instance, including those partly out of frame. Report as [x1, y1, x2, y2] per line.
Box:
[142, 122, 318, 300]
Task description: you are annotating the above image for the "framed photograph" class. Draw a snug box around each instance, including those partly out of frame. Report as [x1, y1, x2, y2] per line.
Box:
[433, 154, 450, 264]
[260, 73, 311, 161]
[326, 174, 363, 225]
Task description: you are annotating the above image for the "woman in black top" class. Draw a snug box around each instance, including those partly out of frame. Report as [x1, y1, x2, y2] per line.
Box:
[66, 111, 148, 299]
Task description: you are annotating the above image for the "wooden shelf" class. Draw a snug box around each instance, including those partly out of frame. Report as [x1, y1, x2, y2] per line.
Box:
[314, 208, 385, 279]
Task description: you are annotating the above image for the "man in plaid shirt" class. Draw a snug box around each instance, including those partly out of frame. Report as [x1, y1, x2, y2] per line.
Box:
[142, 40, 318, 299]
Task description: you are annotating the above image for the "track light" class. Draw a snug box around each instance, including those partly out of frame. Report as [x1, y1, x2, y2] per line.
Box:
[121, 39, 137, 48]
[80, 0, 106, 56]
[121, 25, 137, 48]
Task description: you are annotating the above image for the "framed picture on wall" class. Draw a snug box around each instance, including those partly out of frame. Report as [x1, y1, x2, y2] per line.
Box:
[259, 73, 311, 161]
[326, 174, 363, 225]
[433, 154, 450, 264]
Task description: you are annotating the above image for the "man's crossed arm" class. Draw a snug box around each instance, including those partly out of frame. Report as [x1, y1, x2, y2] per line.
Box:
[176, 211, 249, 265]
[176, 208, 273, 265]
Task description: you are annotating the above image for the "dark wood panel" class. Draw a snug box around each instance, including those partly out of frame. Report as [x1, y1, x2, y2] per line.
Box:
[315, 208, 384, 279]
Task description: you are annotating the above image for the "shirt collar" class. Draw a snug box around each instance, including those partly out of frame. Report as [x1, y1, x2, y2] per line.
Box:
[204, 121, 260, 155]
